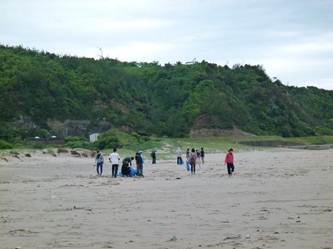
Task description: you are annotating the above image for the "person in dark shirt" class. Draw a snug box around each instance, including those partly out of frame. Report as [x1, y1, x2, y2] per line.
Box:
[135, 152, 144, 176]
[151, 150, 156, 164]
[200, 147, 205, 164]
[121, 156, 134, 177]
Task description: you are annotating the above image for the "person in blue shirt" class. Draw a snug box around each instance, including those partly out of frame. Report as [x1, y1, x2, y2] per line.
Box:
[135, 151, 144, 177]
[95, 150, 104, 176]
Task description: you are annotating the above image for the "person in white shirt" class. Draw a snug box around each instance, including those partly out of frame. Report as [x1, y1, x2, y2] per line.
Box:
[109, 148, 120, 178]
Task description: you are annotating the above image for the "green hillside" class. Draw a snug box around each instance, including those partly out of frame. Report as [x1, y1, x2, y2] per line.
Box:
[0, 45, 332, 143]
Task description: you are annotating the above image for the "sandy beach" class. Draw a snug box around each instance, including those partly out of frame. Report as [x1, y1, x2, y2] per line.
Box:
[0, 148, 332, 249]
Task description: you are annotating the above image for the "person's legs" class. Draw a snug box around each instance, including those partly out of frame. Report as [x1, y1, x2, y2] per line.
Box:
[231, 163, 234, 173]
[116, 164, 119, 177]
[139, 164, 143, 176]
[191, 163, 195, 174]
[99, 163, 103, 176]
[227, 163, 232, 175]
[96, 164, 99, 175]
[112, 164, 116, 177]
[113, 164, 118, 177]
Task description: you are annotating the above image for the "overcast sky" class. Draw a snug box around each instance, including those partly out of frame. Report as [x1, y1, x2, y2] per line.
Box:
[1, 0, 333, 89]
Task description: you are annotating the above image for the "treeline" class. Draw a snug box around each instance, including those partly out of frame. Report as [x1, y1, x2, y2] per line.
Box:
[0, 44, 332, 142]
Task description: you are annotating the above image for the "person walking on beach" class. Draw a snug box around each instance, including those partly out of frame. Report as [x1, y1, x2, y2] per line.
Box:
[109, 148, 120, 178]
[224, 148, 235, 176]
[196, 149, 201, 167]
[135, 151, 144, 177]
[176, 147, 183, 165]
[189, 148, 197, 174]
[186, 148, 190, 160]
[95, 150, 104, 176]
[151, 150, 156, 164]
[200, 147, 205, 164]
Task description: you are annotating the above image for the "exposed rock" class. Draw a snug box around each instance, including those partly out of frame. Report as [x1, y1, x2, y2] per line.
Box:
[70, 150, 81, 157]
[90, 151, 97, 158]
[57, 148, 69, 153]
[10, 151, 20, 156]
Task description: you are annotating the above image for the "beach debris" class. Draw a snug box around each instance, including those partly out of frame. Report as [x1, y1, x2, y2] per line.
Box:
[224, 234, 241, 240]
[245, 234, 251, 239]
[73, 205, 92, 212]
[103, 241, 114, 248]
[25, 153, 32, 157]
[57, 148, 69, 153]
[70, 150, 81, 157]
[9, 228, 37, 235]
[13, 155, 21, 160]
[167, 235, 177, 242]
[0, 157, 8, 162]
[176, 177, 181, 180]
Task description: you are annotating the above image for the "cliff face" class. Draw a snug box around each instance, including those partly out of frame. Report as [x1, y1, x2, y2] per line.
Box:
[0, 45, 332, 141]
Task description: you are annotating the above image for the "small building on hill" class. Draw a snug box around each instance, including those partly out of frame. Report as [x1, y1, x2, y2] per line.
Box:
[89, 133, 99, 143]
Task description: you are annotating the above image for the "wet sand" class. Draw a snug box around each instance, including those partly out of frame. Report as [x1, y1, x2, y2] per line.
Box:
[0, 149, 333, 249]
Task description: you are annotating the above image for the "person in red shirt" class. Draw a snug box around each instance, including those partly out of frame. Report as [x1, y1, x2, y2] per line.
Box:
[224, 148, 234, 176]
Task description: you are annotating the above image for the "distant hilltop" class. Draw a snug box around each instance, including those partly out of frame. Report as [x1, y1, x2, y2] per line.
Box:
[0, 44, 332, 142]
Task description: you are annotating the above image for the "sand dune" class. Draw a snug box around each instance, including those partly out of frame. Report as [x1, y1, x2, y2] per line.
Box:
[0, 149, 332, 249]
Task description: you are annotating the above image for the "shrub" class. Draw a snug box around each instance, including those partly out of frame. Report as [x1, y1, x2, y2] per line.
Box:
[64, 136, 95, 149]
[0, 139, 13, 149]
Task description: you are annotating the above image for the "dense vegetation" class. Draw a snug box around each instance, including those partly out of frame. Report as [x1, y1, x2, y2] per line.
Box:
[0, 45, 332, 144]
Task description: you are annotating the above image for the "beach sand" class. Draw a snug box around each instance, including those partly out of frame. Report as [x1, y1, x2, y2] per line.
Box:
[0, 148, 332, 249]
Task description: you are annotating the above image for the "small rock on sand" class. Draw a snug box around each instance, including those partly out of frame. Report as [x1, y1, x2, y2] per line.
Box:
[167, 236, 177, 242]
[224, 234, 241, 240]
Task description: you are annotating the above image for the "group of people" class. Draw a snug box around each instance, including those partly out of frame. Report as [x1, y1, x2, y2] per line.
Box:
[95, 147, 235, 177]
[95, 149, 145, 177]
[176, 147, 205, 174]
